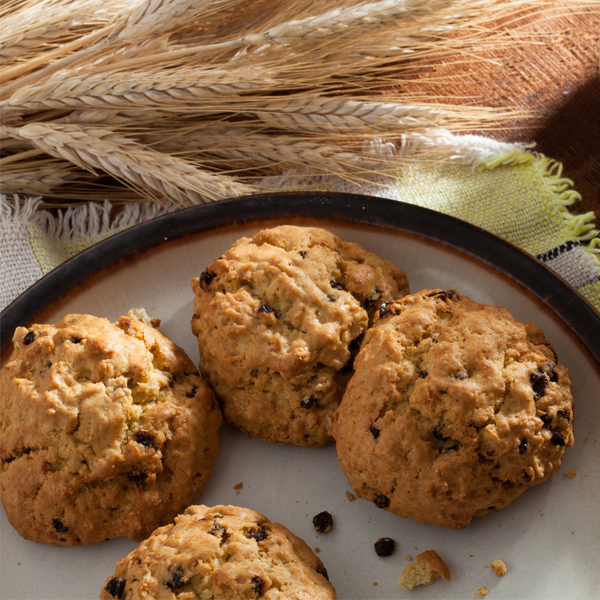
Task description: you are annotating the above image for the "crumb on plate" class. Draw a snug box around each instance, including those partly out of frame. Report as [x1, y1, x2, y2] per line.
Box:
[398, 550, 451, 590]
[491, 559, 507, 576]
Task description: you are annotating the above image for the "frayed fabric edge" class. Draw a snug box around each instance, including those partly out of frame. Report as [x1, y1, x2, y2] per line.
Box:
[1, 194, 172, 242]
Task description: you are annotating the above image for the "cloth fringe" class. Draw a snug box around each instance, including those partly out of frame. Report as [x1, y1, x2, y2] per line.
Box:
[1, 195, 172, 241]
[0, 194, 43, 223]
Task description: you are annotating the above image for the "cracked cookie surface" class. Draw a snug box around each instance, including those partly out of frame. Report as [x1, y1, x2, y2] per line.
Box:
[333, 290, 574, 529]
[100, 504, 336, 600]
[0, 314, 222, 545]
[190, 225, 409, 447]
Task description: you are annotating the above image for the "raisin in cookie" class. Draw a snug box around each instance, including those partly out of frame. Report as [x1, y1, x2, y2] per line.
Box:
[100, 504, 336, 600]
[333, 289, 573, 529]
[0, 314, 222, 546]
[190, 225, 409, 447]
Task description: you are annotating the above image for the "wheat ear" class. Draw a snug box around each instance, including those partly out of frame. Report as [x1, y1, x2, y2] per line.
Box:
[2, 67, 279, 110]
[247, 97, 488, 135]
[0, 0, 121, 62]
[0, 160, 80, 195]
[142, 126, 391, 175]
[2, 123, 257, 206]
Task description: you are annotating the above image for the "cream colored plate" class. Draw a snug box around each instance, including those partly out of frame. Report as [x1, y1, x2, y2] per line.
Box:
[1, 210, 598, 600]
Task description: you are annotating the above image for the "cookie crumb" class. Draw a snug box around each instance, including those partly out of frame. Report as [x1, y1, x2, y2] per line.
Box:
[564, 469, 577, 478]
[398, 550, 451, 590]
[127, 307, 160, 328]
[345, 491, 356, 502]
[313, 511, 333, 533]
[373, 582, 378, 586]
[476, 587, 489, 596]
[405, 555, 412, 561]
[315, 547, 320, 553]
[491, 559, 507, 576]
[233, 482, 243, 495]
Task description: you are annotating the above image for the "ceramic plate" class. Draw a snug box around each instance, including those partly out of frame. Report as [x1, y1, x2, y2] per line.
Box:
[1, 193, 599, 600]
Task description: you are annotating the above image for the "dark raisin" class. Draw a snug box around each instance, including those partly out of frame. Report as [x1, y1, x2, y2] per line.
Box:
[551, 432, 566, 446]
[374, 537, 395, 557]
[313, 511, 333, 533]
[52, 519, 69, 533]
[187, 385, 198, 398]
[327, 295, 336, 302]
[530, 370, 548, 398]
[317, 567, 329, 580]
[432, 424, 448, 441]
[210, 523, 228, 541]
[299, 250, 307, 258]
[164, 566, 185, 591]
[523, 471, 531, 483]
[300, 395, 318, 409]
[71, 336, 82, 344]
[419, 370, 428, 378]
[105, 576, 126, 598]
[199, 269, 216, 288]
[558, 410, 571, 422]
[540, 414, 552, 426]
[349, 332, 365, 352]
[251, 575, 265, 594]
[373, 494, 390, 508]
[519, 439, 528, 454]
[364, 289, 383, 310]
[134, 431, 157, 449]
[127, 471, 148, 486]
[24, 331, 35, 345]
[370, 426, 380, 439]
[427, 290, 456, 301]
[247, 527, 268, 542]
[258, 303, 274, 315]
[550, 371, 559, 383]
[330, 279, 344, 291]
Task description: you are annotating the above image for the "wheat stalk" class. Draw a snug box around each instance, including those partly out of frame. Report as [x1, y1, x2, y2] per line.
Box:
[142, 126, 394, 175]
[79, 0, 530, 76]
[0, 0, 246, 91]
[1, 123, 258, 205]
[0, 0, 119, 63]
[0, 159, 80, 195]
[1, 67, 280, 111]
[247, 97, 497, 135]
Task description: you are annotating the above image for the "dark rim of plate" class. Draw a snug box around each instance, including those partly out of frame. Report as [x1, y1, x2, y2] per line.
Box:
[2, 192, 599, 365]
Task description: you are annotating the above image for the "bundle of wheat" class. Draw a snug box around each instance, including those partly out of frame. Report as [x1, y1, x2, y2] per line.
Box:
[0, 0, 596, 207]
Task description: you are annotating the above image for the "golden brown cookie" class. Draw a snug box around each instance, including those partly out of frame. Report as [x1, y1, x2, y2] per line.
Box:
[333, 289, 574, 529]
[100, 504, 336, 600]
[191, 225, 409, 447]
[0, 314, 222, 546]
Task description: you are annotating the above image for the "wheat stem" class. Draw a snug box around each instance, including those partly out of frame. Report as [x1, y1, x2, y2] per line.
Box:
[0, 148, 46, 165]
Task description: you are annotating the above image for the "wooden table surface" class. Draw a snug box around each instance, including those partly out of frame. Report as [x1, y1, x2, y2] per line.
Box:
[405, 5, 599, 229]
